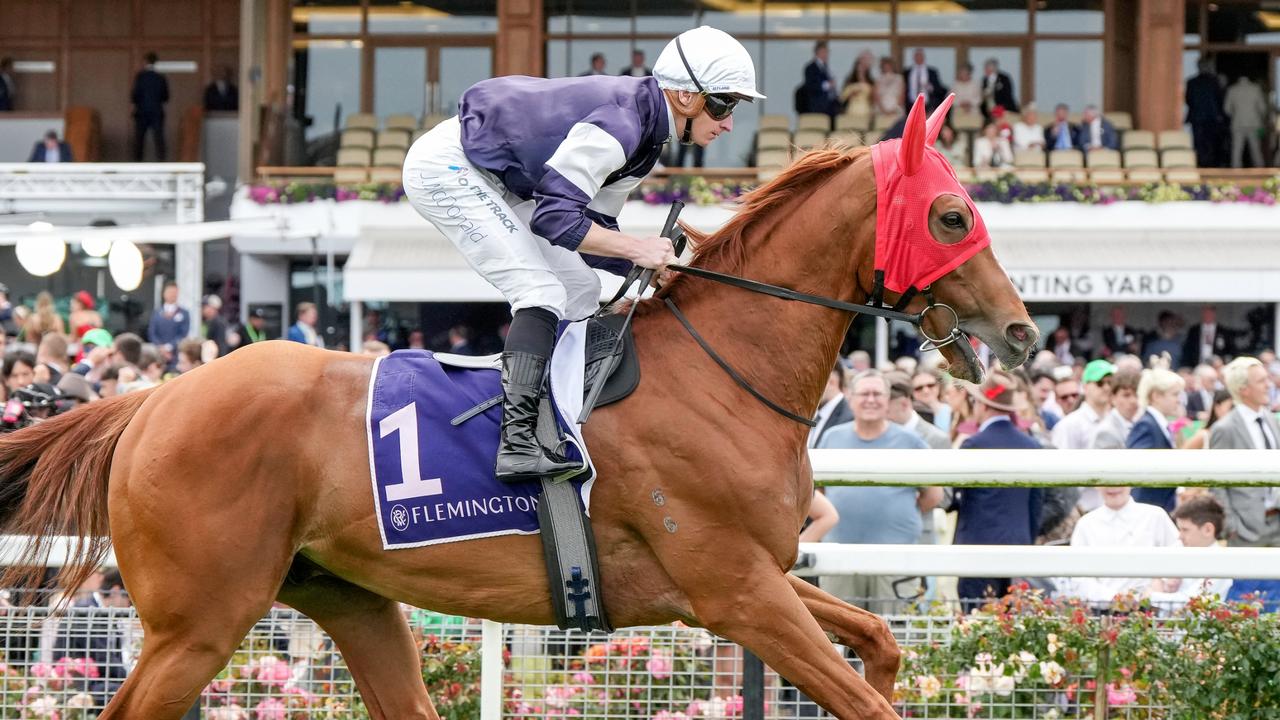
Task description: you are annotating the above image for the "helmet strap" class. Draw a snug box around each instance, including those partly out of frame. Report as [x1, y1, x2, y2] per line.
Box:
[681, 117, 695, 145]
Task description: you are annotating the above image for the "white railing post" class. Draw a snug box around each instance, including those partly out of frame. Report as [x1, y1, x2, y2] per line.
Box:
[480, 619, 503, 720]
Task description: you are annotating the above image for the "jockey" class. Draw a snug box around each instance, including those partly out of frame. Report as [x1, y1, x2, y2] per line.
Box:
[404, 26, 763, 481]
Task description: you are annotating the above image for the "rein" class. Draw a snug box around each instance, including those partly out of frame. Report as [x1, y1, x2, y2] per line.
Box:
[660, 263, 966, 428]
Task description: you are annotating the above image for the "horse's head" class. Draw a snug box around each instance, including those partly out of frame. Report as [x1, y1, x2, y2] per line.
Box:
[869, 94, 1038, 382]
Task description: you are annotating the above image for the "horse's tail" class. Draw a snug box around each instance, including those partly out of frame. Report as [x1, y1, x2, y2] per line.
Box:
[0, 388, 154, 598]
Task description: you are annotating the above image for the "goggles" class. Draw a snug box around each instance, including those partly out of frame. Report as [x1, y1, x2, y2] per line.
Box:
[675, 36, 740, 121]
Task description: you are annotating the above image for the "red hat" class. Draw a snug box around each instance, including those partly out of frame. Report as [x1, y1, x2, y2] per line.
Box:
[73, 290, 95, 310]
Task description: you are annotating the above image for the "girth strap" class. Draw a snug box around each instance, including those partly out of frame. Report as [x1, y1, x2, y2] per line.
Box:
[663, 297, 816, 427]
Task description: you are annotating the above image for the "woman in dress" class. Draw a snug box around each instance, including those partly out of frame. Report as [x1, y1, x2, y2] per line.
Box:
[840, 51, 875, 116]
[873, 56, 905, 118]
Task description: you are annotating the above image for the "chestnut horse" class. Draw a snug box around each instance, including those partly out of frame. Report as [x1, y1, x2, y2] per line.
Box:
[0, 101, 1036, 719]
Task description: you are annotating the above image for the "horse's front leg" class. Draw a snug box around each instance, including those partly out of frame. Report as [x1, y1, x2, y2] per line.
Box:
[787, 573, 901, 703]
[688, 567, 900, 719]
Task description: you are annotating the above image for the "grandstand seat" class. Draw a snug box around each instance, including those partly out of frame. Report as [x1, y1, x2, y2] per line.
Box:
[1126, 168, 1162, 183]
[413, 128, 429, 142]
[1002, 112, 1022, 126]
[336, 147, 371, 167]
[1157, 130, 1193, 151]
[1123, 149, 1158, 168]
[827, 130, 864, 147]
[372, 147, 406, 168]
[1048, 149, 1084, 168]
[1164, 168, 1202, 184]
[797, 113, 831, 131]
[1086, 148, 1121, 168]
[793, 129, 828, 149]
[370, 167, 402, 183]
[1122, 130, 1155, 151]
[1067, 111, 1083, 125]
[973, 167, 1002, 181]
[340, 128, 374, 149]
[835, 113, 871, 133]
[872, 113, 902, 131]
[422, 114, 448, 130]
[1160, 148, 1196, 168]
[863, 129, 885, 144]
[759, 114, 790, 132]
[953, 166, 977, 183]
[755, 129, 792, 152]
[376, 130, 411, 150]
[344, 113, 377, 131]
[385, 114, 418, 132]
[1014, 149, 1046, 168]
[1105, 111, 1133, 131]
[1089, 168, 1125, 184]
[1013, 168, 1049, 183]
[756, 148, 791, 168]
[952, 111, 984, 132]
[334, 167, 370, 184]
[1051, 168, 1088, 183]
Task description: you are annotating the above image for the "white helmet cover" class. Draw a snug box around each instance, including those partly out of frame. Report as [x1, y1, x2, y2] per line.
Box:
[653, 26, 765, 100]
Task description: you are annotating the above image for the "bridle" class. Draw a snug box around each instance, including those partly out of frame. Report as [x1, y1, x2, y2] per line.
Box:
[597, 203, 974, 428]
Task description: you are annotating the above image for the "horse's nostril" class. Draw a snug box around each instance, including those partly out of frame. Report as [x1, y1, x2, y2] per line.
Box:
[1006, 323, 1036, 347]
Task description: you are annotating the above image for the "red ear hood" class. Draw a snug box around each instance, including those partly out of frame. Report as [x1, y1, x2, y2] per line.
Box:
[870, 97, 992, 295]
[926, 94, 955, 145]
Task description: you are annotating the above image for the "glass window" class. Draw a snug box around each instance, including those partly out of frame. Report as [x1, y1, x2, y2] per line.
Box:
[827, 39, 892, 90]
[297, 40, 363, 139]
[1185, 1, 1202, 45]
[367, 1, 497, 34]
[1034, 1, 1104, 35]
[896, 0, 1028, 35]
[764, 2, 825, 34]
[761, 40, 821, 118]
[292, 1, 362, 34]
[546, 39, 572, 77]
[373, 47, 427, 119]
[1034, 40, 1102, 111]
[697, 0, 761, 34]
[636, 0, 698, 33]
[438, 47, 492, 116]
[970, 46, 1023, 105]
[564, 0, 633, 33]
[547, 0, 570, 33]
[568, 40, 635, 76]
[828, 1, 890, 34]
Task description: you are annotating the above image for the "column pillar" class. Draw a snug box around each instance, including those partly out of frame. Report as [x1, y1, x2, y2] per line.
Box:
[1134, 0, 1183, 131]
[496, 0, 544, 78]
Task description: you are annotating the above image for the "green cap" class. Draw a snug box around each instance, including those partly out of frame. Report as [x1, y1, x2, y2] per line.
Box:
[1081, 358, 1117, 384]
[80, 328, 113, 348]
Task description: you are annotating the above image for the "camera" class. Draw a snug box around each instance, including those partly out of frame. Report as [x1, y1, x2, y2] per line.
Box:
[0, 383, 69, 433]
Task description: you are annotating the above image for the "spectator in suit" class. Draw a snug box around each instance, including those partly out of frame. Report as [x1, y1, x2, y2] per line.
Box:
[1185, 364, 1221, 421]
[1044, 103, 1078, 152]
[809, 362, 853, 449]
[229, 307, 270, 351]
[888, 378, 948, 449]
[873, 56, 904, 118]
[0, 57, 15, 111]
[35, 333, 69, 385]
[287, 301, 324, 348]
[146, 281, 189, 368]
[200, 294, 230, 359]
[1101, 306, 1140, 357]
[447, 325, 475, 355]
[203, 66, 238, 111]
[1092, 369, 1142, 450]
[801, 41, 839, 119]
[1183, 305, 1233, 367]
[1211, 356, 1280, 547]
[1143, 311, 1185, 367]
[903, 48, 946, 111]
[618, 49, 651, 78]
[980, 58, 1018, 119]
[131, 52, 170, 161]
[1148, 495, 1232, 609]
[1224, 74, 1267, 168]
[28, 130, 73, 163]
[1011, 103, 1045, 152]
[953, 370, 1043, 608]
[951, 63, 981, 114]
[1185, 57, 1225, 167]
[579, 52, 606, 76]
[819, 371, 938, 613]
[1077, 105, 1118, 152]
[1128, 368, 1185, 512]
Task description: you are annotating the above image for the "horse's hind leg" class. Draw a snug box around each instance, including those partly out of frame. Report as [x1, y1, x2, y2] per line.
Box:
[787, 574, 901, 703]
[277, 569, 439, 719]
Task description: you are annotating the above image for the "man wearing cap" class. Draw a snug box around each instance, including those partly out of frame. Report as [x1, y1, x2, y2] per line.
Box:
[404, 25, 763, 481]
[952, 370, 1043, 609]
[71, 328, 115, 377]
[230, 308, 270, 352]
[201, 295, 230, 359]
[1051, 359, 1115, 451]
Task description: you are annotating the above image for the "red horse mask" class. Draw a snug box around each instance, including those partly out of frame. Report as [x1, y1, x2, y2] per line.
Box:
[870, 94, 992, 296]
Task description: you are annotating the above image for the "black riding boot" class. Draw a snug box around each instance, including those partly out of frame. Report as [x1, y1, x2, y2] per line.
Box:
[495, 309, 579, 482]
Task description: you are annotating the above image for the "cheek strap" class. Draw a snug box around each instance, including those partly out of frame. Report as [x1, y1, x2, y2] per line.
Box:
[681, 117, 695, 145]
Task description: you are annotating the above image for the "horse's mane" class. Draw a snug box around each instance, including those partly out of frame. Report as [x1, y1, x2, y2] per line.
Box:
[658, 144, 869, 297]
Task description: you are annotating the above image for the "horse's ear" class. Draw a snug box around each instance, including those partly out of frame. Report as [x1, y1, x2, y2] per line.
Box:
[926, 94, 955, 145]
[900, 94, 927, 176]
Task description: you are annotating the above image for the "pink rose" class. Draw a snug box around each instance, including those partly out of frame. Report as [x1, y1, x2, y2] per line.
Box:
[646, 652, 673, 680]
[1106, 683, 1137, 706]
[253, 697, 287, 720]
[571, 672, 595, 685]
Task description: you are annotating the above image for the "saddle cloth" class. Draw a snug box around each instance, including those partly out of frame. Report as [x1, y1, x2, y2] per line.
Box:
[365, 321, 597, 550]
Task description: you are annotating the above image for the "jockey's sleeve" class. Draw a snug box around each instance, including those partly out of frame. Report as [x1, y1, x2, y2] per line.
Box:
[531, 104, 644, 251]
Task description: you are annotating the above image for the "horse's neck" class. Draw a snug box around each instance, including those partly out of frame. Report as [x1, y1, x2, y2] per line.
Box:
[658, 185, 874, 423]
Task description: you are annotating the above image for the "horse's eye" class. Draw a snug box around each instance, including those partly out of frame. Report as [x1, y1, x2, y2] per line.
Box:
[942, 211, 965, 230]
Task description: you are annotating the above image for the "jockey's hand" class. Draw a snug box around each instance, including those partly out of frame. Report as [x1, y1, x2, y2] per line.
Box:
[629, 235, 677, 271]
